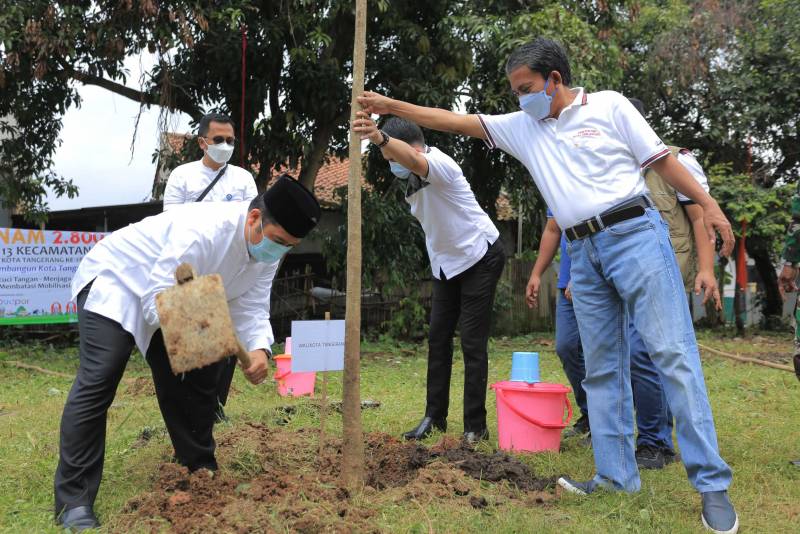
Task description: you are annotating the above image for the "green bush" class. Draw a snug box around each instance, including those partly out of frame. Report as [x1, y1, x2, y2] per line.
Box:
[382, 295, 429, 341]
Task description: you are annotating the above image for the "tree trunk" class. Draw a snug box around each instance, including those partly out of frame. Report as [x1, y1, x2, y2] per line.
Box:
[341, 0, 367, 491]
[706, 255, 727, 327]
[746, 240, 784, 329]
[299, 112, 348, 191]
[733, 284, 745, 335]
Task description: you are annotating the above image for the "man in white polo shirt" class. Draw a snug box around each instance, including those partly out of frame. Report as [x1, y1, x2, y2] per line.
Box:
[358, 38, 738, 534]
[353, 114, 505, 445]
[163, 112, 258, 422]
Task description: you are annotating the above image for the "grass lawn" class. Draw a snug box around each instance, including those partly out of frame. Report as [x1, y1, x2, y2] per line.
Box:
[1, 329, 798, 533]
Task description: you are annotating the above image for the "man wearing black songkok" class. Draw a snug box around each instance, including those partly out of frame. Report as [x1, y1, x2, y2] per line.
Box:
[213, 174, 321, 422]
[53, 176, 320, 531]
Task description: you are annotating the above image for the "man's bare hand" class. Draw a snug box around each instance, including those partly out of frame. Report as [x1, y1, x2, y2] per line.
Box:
[565, 282, 573, 302]
[526, 273, 541, 309]
[357, 91, 393, 115]
[702, 200, 734, 257]
[243, 350, 269, 385]
[779, 264, 798, 298]
[352, 111, 382, 144]
[694, 269, 722, 310]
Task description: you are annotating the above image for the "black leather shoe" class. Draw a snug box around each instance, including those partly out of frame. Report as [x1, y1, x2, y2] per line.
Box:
[563, 416, 590, 439]
[636, 444, 666, 470]
[402, 416, 446, 440]
[57, 506, 100, 532]
[462, 428, 489, 446]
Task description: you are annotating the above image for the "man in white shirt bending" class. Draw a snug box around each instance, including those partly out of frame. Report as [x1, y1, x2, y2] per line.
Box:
[357, 37, 738, 534]
[163, 112, 258, 422]
[353, 114, 505, 445]
[53, 176, 320, 532]
[163, 112, 257, 208]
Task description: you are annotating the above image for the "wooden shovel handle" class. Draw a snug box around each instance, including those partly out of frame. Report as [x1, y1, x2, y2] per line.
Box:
[236, 341, 252, 369]
[175, 263, 196, 284]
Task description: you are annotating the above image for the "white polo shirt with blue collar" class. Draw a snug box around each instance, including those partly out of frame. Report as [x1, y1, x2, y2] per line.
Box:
[478, 89, 670, 229]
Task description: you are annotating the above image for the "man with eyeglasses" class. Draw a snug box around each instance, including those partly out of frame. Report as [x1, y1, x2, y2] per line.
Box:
[163, 112, 257, 207]
[163, 112, 258, 422]
[358, 37, 738, 534]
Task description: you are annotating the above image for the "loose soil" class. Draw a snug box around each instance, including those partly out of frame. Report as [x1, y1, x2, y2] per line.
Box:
[112, 425, 554, 533]
[124, 376, 155, 397]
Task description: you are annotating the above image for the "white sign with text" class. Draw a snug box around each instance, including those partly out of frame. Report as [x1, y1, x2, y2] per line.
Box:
[290, 320, 345, 372]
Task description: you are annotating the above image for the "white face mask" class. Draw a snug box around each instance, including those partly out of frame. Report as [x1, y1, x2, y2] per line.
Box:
[205, 141, 234, 164]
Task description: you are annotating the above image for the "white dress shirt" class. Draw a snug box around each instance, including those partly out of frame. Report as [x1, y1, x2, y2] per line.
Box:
[71, 202, 279, 355]
[409, 147, 500, 279]
[674, 151, 710, 203]
[163, 160, 258, 209]
[479, 89, 670, 229]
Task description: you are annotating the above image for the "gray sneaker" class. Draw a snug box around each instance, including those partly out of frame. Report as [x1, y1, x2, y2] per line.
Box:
[701, 491, 739, 534]
[557, 477, 599, 496]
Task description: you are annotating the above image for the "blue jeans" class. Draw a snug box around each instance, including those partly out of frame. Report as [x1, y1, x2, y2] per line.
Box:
[555, 290, 588, 419]
[556, 291, 675, 451]
[630, 327, 675, 452]
[568, 207, 732, 493]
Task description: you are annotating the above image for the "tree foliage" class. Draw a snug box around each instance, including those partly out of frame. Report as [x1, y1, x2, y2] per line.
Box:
[2, 0, 799, 323]
[321, 182, 428, 294]
[0, 0, 472, 215]
[707, 163, 792, 321]
[619, 0, 800, 183]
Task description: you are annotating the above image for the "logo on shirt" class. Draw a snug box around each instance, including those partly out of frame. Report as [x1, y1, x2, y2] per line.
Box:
[574, 129, 602, 138]
[571, 128, 604, 148]
[225, 194, 233, 201]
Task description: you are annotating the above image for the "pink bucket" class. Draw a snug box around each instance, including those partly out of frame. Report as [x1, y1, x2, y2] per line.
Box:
[273, 354, 316, 397]
[490, 381, 572, 453]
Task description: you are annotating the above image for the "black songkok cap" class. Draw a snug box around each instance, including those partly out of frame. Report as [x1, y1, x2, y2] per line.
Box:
[263, 174, 321, 238]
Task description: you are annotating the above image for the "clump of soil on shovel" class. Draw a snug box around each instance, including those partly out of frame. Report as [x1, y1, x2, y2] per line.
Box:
[113, 425, 554, 533]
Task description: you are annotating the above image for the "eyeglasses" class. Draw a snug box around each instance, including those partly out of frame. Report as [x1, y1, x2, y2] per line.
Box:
[203, 135, 237, 145]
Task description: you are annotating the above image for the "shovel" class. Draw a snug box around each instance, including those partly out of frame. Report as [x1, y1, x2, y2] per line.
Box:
[156, 262, 251, 374]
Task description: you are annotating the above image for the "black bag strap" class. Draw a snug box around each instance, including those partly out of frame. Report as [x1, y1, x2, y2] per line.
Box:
[195, 164, 228, 202]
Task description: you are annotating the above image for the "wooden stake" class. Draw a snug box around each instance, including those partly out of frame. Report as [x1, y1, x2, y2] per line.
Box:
[341, 0, 367, 489]
[319, 311, 330, 458]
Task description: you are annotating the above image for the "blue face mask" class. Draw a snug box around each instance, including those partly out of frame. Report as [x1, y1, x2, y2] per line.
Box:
[389, 161, 412, 179]
[247, 220, 292, 263]
[519, 78, 553, 120]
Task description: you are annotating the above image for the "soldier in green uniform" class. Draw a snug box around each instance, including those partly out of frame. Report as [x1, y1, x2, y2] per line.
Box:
[777, 183, 800, 467]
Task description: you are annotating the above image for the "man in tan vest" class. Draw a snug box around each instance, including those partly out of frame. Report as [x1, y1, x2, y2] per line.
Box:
[631, 98, 721, 302]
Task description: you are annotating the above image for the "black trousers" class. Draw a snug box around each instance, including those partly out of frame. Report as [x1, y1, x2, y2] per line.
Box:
[54, 284, 222, 516]
[215, 355, 237, 412]
[425, 239, 505, 432]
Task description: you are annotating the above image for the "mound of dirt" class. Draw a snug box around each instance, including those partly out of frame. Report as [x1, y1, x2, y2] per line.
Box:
[113, 424, 554, 533]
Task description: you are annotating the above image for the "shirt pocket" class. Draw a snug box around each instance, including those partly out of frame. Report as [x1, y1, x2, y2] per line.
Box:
[560, 133, 612, 178]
